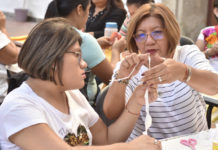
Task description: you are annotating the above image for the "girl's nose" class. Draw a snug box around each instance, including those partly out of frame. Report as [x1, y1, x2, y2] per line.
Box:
[80, 58, 87, 69]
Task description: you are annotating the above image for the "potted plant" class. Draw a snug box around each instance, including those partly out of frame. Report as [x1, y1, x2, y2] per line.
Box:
[14, 0, 28, 22]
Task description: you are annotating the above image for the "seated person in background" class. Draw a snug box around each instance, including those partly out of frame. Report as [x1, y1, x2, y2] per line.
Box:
[110, 0, 154, 67]
[179, 35, 194, 46]
[0, 17, 161, 150]
[0, 11, 19, 103]
[85, 0, 126, 39]
[119, 0, 154, 37]
[45, 0, 113, 106]
[103, 3, 218, 141]
[196, 0, 218, 71]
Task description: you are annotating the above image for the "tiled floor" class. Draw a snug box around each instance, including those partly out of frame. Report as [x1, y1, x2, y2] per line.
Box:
[6, 17, 37, 37]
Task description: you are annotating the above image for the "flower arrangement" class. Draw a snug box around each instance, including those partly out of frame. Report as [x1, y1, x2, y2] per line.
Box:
[203, 27, 218, 48]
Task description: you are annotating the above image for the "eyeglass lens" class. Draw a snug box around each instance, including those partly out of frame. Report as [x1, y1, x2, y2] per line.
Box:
[135, 31, 163, 42]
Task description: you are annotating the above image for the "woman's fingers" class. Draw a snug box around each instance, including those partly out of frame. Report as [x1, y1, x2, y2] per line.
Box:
[121, 53, 145, 71]
[141, 64, 166, 85]
[141, 59, 183, 85]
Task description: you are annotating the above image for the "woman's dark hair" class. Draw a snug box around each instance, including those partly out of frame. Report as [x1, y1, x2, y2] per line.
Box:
[18, 18, 82, 85]
[127, 0, 154, 6]
[45, 0, 90, 18]
[214, 0, 218, 8]
[44, 0, 59, 18]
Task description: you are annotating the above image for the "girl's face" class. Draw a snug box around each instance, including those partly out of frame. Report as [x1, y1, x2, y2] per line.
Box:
[61, 41, 87, 90]
[127, 4, 140, 16]
[134, 16, 169, 58]
[214, 7, 218, 19]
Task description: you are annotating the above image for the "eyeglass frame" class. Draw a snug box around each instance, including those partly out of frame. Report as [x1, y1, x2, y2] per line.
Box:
[133, 30, 164, 43]
[65, 51, 82, 64]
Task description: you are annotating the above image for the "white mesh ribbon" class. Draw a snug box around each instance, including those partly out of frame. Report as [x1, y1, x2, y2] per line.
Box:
[112, 55, 152, 135]
[143, 55, 152, 135]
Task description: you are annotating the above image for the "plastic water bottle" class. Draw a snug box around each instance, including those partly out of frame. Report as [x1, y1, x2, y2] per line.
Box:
[104, 22, 118, 38]
[104, 22, 118, 61]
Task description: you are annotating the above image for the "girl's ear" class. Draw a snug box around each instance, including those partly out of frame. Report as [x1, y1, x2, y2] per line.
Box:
[213, 7, 218, 18]
[76, 4, 83, 16]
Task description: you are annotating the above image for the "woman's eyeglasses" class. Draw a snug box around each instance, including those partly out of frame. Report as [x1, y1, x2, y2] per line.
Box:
[65, 51, 82, 64]
[134, 31, 164, 43]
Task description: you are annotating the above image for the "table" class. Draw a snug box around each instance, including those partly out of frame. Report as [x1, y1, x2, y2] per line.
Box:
[6, 19, 37, 47]
[6, 19, 37, 37]
[104, 48, 112, 62]
[161, 128, 217, 150]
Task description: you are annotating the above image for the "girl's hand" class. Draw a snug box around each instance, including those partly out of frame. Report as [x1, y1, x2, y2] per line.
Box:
[128, 135, 161, 150]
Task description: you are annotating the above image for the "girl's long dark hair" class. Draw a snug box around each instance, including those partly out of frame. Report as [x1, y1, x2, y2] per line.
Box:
[44, 0, 90, 19]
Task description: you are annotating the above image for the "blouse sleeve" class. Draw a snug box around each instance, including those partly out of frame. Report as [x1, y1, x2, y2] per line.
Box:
[119, 15, 130, 37]
[179, 45, 217, 73]
[0, 31, 10, 49]
[1, 98, 47, 139]
[77, 30, 106, 69]
[197, 28, 205, 41]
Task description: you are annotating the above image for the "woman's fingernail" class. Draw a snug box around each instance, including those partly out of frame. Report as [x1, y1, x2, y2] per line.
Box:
[143, 81, 146, 84]
[141, 73, 144, 76]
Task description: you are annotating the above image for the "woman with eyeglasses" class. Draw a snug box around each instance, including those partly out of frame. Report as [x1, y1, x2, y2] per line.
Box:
[0, 18, 161, 150]
[104, 3, 218, 141]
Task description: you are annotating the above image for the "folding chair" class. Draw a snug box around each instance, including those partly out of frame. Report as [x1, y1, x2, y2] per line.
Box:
[204, 95, 218, 128]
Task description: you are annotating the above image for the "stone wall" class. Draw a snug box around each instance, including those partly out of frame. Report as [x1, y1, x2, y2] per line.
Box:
[163, 0, 208, 42]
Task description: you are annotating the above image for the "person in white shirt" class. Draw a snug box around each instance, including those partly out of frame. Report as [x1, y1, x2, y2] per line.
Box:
[0, 11, 19, 103]
[0, 17, 161, 150]
[196, 0, 218, 71]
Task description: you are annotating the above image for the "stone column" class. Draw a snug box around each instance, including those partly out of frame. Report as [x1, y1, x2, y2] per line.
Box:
[162, 0, 208, 42]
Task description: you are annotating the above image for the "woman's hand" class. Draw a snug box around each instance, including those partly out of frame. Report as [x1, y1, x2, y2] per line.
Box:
[130, 83, 158, 106]
[112, 36, 127, 53]
[128, 135, 161, 150]
[117, 53, 149, 79]
[206, 42, 218, 57]
[97, 36, 113, 49]
[142, 56, 186, 85]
